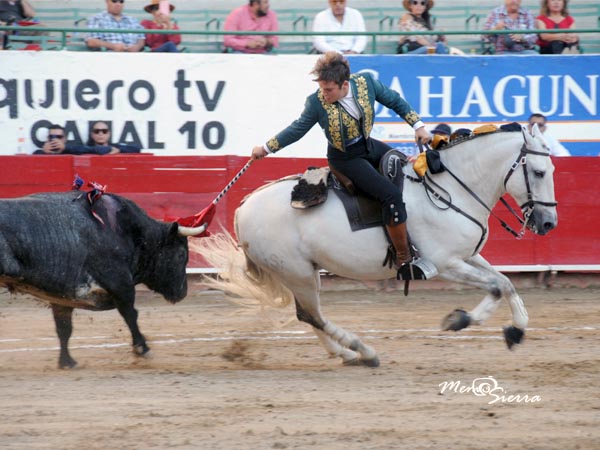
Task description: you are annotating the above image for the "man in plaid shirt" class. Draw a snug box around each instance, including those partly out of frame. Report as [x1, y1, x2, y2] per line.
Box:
[86, 0, 144, 52]
[482, 0, 537, 54]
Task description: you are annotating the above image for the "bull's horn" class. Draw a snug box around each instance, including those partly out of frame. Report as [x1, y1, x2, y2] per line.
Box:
[178, 223, 208, 237]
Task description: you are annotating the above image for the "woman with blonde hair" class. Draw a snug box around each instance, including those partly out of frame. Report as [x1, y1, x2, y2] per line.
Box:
[536, 0, 578, 54]
[397, 0, 449, 54]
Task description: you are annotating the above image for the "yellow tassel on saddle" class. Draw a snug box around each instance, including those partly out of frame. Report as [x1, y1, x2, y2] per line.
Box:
[431, 133, 449, 150]
[413, 152, 428, 177]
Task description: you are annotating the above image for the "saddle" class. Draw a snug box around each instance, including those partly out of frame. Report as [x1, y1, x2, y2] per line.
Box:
[290, 149, 406, 232]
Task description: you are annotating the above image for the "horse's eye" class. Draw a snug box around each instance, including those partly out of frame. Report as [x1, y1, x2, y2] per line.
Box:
[533, 170, 545, 178]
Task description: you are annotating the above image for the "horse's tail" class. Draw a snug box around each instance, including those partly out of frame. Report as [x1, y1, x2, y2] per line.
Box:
[190, 231, 293, 309]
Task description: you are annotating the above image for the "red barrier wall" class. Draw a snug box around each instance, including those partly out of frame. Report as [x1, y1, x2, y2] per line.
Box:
[1, 155, 598, 269]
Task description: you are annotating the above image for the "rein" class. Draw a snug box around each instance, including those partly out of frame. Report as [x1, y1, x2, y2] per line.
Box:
[416, 140, 557, 255]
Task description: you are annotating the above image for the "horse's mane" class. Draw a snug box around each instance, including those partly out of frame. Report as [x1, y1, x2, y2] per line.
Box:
[440, 124, 523, 151]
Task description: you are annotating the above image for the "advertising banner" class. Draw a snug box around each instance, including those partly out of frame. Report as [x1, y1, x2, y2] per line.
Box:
[1, 53, 598, 156]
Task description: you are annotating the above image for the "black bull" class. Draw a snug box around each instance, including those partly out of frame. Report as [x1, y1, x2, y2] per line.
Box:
[0, 191, 202, 368]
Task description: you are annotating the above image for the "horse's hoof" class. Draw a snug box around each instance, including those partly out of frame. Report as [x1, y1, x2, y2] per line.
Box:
[343, 358, 363, 366]
[361, 356, 380, 368]
[441, 309, 471, 331]
[503, 326, 525, 349]
[133, 343, 150, 356]
[342, 356, 380, 368]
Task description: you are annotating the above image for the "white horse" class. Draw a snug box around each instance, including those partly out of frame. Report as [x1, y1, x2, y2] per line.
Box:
[195, 125, 558, 367]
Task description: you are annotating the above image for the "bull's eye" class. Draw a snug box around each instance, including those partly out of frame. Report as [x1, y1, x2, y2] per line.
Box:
[533, 170, 545, 178]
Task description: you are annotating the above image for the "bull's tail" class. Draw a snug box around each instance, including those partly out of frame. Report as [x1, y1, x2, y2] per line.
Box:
[190, 232, 293, 310]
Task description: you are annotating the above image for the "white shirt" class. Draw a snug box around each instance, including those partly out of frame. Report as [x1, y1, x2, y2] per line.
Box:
[312, 7, 367, 54]
[543, 132, 571, 157]
[338, 85, 361, 120]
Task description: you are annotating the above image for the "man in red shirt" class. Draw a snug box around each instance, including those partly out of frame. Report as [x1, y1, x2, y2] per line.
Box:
[223, 0, 279, 54]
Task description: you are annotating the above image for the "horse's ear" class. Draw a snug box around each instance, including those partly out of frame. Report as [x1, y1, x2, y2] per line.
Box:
[522, 125, 535, 146]
[530, 123, 540, 137]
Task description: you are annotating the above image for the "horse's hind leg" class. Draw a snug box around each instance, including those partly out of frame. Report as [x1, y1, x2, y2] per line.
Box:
[439, 256, 528, 349]
[290, 273, 379, 367]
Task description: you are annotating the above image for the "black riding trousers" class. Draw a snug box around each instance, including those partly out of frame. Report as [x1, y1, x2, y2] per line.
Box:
[327, 138, 406, 225]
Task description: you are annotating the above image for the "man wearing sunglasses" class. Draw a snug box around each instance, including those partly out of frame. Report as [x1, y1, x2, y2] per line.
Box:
[86, 0, 144, 52]
[33, 124, 67, 154]
[33, 123, 141, 155]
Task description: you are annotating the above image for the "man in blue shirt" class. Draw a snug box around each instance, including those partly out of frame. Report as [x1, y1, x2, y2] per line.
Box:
[85, 0, 144, 52]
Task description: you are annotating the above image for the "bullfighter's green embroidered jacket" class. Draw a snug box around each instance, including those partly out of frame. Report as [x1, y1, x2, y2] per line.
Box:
[266, 72, 421, 153]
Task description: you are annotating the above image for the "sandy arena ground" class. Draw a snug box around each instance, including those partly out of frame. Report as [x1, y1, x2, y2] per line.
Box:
[1, 276, 599, 450]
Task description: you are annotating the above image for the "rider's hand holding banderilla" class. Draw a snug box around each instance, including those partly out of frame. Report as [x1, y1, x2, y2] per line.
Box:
[251, 145, 268, 161]
[415, 126, 432, 145]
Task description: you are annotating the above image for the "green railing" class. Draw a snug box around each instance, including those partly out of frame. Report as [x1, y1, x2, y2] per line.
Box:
[2, 26, 599, 54]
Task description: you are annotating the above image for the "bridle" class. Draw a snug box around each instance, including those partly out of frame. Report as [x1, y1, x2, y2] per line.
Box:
[414, 137, 558, 255]
[501, 144, 558, 235]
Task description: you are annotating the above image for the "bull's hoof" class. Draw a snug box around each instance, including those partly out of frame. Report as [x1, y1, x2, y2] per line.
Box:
[441, 309, 471, 331]
[503, 326, 525, 350]
[133, 343, 150, 356]
[58, 357, 78, 369]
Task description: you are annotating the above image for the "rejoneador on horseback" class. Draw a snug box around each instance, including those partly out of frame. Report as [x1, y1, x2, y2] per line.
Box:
[196, 121, 558, 367]
[250, 51, 432, 277]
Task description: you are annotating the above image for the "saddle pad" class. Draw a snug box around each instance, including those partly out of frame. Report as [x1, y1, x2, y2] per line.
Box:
[332, 182, 382, 232]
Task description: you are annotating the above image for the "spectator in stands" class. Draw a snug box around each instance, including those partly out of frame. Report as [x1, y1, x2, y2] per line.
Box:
[0, 0, 35, 24]
[0, 0, 45, 43]
[83, 121, 141, 154]
[85, 0, 145, 52]
[312, 0, 367, 54]
[33, 123, 141, 155]
[141, 0, 181, 52]
[483, 0, 537, 54]
[33, 124, 68, 155]
[536, 0, 578, 54]
[223, 0, 279, 54]
[527, 113, 571, 156]
[397, 0, 449, 54]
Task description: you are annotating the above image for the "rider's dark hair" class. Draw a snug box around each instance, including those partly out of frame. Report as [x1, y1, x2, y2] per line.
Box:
[311, 51, 350, 87]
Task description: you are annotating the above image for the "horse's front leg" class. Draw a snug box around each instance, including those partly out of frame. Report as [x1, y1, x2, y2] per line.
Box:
[439, 256, 527, 349]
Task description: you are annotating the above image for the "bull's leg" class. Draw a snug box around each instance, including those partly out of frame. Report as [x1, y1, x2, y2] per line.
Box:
[115, 302, 148, 356]
[108, 283, 149, 356]
[439, 255, 527, 349]
[51, 304, 77, 369]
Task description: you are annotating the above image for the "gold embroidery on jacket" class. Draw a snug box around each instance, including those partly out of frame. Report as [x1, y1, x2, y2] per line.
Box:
[353, 75, 373, 136]
[318, 90, 343, 150]
[266, 136, 281, 151]
[341, 109, 361, 141]
[405, 110, 420, 126]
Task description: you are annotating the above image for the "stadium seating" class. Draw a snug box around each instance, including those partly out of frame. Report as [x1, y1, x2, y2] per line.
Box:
[2, 4, 597, 54]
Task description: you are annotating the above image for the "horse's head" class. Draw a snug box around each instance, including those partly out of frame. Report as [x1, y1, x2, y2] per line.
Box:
[503, 125, 558, 236]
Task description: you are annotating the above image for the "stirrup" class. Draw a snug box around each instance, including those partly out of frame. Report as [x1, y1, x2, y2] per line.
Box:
[396, 257, 438, 281]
